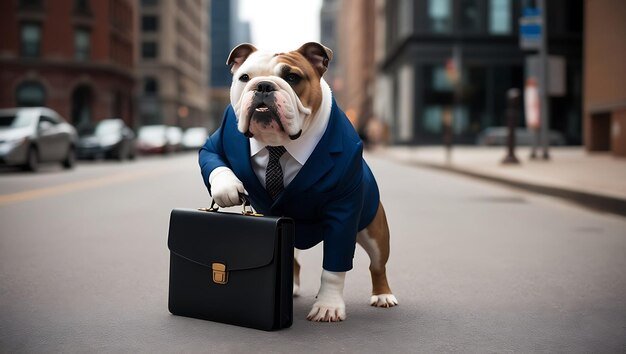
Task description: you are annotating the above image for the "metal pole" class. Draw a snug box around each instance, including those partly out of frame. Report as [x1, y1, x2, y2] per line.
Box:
[502, 88, 521, 164]
[538, 0, 550, 159]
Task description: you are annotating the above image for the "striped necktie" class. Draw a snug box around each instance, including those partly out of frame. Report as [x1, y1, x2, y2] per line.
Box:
[265, 146, 287, 199]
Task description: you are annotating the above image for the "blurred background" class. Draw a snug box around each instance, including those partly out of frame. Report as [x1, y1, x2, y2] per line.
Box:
[1, 2, 626, 351]
[1, 0, 624, 159]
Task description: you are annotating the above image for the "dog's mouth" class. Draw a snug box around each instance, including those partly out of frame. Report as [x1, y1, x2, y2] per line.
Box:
[245, 102, 277, 135]
[244, 99, 302, 140]
[249, 102, 279, 124]
[255, 104, 270, 113]
[244, 92, 302, 140]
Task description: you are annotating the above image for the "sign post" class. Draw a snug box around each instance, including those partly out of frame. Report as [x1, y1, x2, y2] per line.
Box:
[519, 1, 550, 160]
[537, 0, 550, 159]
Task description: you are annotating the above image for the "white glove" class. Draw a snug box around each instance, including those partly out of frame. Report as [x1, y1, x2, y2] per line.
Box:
[209, 167, 246, 207]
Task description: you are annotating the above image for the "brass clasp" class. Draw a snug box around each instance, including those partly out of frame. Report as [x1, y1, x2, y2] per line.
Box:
[242, 203, 264, 217]
[212, 263, 228, 284]
[241, 195, 263, 216]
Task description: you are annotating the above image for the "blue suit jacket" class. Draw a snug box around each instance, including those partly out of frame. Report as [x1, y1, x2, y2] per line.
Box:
[198, 98, 380, 271]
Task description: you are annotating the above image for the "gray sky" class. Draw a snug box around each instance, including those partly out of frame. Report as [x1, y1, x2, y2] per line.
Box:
[239, 0, 323, 52]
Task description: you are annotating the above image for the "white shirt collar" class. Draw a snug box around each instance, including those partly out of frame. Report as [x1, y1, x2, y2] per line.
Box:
[249, 81, 332, 166]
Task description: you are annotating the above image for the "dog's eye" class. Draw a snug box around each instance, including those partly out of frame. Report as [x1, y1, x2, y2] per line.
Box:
[239, 74, 250, 82]
[285, 73, 301, 85]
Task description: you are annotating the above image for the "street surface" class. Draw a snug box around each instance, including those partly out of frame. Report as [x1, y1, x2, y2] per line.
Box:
[1, 152, 625, 353]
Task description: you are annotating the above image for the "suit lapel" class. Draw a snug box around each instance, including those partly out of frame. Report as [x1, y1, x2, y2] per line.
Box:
[223, 108, 273, 207]
[273, 99, 343, 206]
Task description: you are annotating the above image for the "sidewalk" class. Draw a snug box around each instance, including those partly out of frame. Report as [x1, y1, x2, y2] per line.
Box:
[374, 145, 626, 217]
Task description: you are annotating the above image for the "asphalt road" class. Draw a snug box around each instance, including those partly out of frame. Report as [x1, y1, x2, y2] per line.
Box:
[1, 152, 625, 353]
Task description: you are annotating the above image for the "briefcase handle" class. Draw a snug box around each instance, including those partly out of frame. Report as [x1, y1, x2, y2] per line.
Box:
[199, 194, 263, 217]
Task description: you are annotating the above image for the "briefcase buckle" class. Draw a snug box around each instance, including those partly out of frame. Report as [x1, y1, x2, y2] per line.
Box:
[211, 263, 228, 284]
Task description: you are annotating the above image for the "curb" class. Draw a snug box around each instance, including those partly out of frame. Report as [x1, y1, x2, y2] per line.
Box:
[393, 158, 626, 218]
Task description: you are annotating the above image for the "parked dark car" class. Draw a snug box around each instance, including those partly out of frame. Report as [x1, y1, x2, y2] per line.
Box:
[77, 119, 136, 161]
[0, 107, 77, 172]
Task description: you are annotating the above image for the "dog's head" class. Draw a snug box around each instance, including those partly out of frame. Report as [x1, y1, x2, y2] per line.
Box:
[227, 42, 333, 146]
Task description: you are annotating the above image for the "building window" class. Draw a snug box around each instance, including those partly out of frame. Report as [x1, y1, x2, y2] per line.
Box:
[423, 106, 444, 134]
[16, 81, 45, 107]
[21, 23, 41, 58]
[460, 0, 480, 32]
[18, 0, 42, 10]
[74, 29, 91, 61]
[74, 0, 91, 15]
[432, 65, 453, 91]
[142, 15, 159, 32]
[428, 0, 452, 33]
[423, 106, 470, 135]
[144, 77, 159, 95]
[489, 0, 512, 34]
[142, 42, 158, 59]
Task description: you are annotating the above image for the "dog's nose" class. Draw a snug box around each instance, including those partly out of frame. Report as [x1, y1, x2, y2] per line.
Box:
[256, 81, 276, 93]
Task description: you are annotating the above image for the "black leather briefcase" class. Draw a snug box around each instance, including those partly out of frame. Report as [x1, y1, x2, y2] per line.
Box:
[167, 201, 294, 331]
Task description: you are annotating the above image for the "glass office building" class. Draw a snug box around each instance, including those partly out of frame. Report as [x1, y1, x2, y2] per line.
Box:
[379, 0, 583, 144]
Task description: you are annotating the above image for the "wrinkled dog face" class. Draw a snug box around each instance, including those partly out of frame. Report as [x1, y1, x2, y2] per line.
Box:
[228, 43, 333, 146]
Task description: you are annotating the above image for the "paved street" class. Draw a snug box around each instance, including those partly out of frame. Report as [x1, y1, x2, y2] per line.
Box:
[1, 153, 625, 353]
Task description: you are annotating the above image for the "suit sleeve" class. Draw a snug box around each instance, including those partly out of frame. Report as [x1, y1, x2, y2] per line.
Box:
[320, 141, 365, 272]
[198, 107, 232, 190]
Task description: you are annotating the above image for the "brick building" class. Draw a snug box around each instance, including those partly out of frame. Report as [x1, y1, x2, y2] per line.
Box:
[320, 0, 341, 102]
[0, 0, 137, 131]
[333, 0, 376, 135]
[583, 0, 626, 157]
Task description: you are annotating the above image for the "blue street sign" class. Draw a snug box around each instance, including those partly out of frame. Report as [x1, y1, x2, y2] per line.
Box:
[523, 7, 541, 17]
[520, 22, 541, 37]
[519, 8, 542, 50]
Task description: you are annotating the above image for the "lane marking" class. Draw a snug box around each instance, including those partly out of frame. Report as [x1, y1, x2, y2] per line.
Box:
[0, 168, 171, 206]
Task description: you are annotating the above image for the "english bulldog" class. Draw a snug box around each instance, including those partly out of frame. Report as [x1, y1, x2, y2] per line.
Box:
[199, 42, 398, 322]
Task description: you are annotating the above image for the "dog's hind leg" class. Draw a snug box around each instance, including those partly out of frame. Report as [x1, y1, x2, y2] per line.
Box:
[293, 249, 301, 296]
[357, 202, 398, 307]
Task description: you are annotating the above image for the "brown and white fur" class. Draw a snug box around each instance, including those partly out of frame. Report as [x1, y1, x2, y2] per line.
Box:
[226, 42, 398, 322]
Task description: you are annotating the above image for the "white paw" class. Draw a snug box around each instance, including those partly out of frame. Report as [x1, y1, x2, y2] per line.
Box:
[306, 300, 346, 322]
[370, 294, 398, 308]
[293, 283, 300, 297]
[307, 270, 346, 322]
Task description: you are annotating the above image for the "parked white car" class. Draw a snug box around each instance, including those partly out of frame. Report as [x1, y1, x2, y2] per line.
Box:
[182, 127, 208, 150]
[0, 107, 77, 171]
[166, 126, 183, 152]
[137, 125, 169, 154]
[137, 125, 185, 154]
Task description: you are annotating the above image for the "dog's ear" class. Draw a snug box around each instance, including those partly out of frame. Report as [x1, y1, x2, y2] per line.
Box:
[227, 43, 257, 74]
[296, 42, 333, 77]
